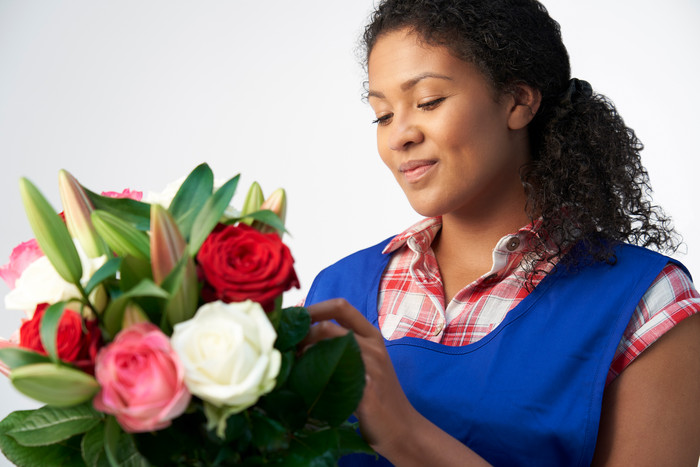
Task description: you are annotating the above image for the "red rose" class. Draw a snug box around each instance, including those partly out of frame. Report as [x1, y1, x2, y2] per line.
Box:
[20, 303, 102, 374]
[197, 224, 299, 311]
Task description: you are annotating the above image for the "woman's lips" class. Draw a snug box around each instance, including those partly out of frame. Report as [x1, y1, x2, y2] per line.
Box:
[399, 160, 437, 183]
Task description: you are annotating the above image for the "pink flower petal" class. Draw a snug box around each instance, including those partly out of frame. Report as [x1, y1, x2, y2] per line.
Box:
[0, 239, 44, 289]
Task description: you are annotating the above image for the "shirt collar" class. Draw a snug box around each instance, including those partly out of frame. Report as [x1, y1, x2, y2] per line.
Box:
[382, 216, 548, 256]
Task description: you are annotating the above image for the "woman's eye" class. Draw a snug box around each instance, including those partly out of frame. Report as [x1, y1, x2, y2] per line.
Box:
[372, 114, 393, 126]
[417, 97, 446, 111]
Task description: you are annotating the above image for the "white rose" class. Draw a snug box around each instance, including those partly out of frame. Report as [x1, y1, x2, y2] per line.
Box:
[5, 241, 107, 316]
[171, 300, 281, 411]
[144, 177, 240, 219]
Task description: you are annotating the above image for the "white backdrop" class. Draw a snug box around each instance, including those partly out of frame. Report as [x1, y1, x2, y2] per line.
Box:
[0, 1, 698, 464]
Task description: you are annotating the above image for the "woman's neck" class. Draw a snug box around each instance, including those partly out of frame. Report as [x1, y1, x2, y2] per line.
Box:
[432, 197, 532, 302]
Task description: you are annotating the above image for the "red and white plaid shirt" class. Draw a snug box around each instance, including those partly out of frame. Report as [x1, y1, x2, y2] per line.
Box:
[378, 217, 700, 384]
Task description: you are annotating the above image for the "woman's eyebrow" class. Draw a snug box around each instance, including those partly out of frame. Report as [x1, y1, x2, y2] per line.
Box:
[368, 72, 453, 99]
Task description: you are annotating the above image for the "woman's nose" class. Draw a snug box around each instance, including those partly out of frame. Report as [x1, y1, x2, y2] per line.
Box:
[387, 117, 424, 151]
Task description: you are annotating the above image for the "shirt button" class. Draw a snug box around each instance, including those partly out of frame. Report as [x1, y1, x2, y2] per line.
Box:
[434, 322, 445, 336]
[506, 237, 520, 251]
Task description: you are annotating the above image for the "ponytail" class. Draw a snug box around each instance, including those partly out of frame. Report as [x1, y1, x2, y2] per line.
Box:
[522, 78, 679, 272]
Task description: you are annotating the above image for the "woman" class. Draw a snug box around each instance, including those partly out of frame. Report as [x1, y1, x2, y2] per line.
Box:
[303, 0, 700, 465]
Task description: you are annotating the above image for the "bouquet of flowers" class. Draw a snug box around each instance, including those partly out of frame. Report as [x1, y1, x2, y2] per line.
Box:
[0, 164, 371, 466]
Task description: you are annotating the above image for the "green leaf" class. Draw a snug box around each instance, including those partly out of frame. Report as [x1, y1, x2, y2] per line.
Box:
[160, 254, 198, 327]
[0, 410, 84, 467]
[84, 188, 151, 231]
[119, 256, 152, 291]
[7, 403, 101, 447]
[82, 423, 110, 467]
[288, 333, 365, 427]
[188, 174, 240, 256]
[0, 348, 51, 369]
[103, 279, 169, 338]
[335, 423, 375, 456]
[104, 417, 150, 467]
[250, 411, 288, 452]
[168, 163, 214, 240]
[92, 210, 151, 262]
[84, 257, 123, 295]
[233, 209, 288, 234]
[271, 307, 311, 351]
[39, 302, 68, 363]
[259, 388, 306, 430]
[19, 178, 83, 285]
[11, 363, 99, 407]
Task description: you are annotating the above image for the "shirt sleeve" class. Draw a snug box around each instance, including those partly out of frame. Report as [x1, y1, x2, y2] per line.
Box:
[607, 262, 700, 383]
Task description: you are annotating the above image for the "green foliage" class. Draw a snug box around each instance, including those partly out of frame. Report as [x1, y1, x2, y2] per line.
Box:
[187, 174, 240, 256]
[92, 211, 151, 261]
[0, 347, 51, 369]
[39, 302, 68, 363]
[19, 178, 83, 285]
[84, 189, 151, 231]
[289, 333, 366, 426]
[269, 307, 311, 352]
[0, 410, 91, 467]
[6, 403, 102, 447]
[168, 163, 215, 239]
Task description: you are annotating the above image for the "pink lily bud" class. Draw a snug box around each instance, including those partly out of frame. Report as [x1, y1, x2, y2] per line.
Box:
[253, 188, 287, 235]
[150, 204, 198, 326]
[150, 204, 186, 284]
[58, 170, 108, 259]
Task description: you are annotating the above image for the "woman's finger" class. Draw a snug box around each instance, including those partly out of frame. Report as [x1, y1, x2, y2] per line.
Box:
[306, 298, 380, 338]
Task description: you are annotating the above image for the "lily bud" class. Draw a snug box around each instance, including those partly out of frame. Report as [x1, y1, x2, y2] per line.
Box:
[19, 178, 83, 285]
[11, 363, 99, 407]
[150, 204, 186, 284]
[122, 303, 150, 328]
[240, 181, 264, 225]
[253, 188, 287, 235]
[58, 170, 109, 259]
[150, 205, 198, 325]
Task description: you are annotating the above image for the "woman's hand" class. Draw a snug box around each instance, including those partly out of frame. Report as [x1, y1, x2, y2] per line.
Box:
[302, 298, 414, 452]
[302, 299, 491, 467]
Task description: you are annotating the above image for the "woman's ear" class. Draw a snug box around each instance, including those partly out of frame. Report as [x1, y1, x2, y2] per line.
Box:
[507, 84, 542, 130]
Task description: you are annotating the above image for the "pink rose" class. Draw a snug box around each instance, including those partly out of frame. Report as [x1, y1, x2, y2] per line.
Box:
[100, 189, 143, 201]
[0, 239, 44, 289]
[93, 323, 190, 432]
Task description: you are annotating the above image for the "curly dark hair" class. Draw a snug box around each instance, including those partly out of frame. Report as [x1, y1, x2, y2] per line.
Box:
[362, 0, 678, 275]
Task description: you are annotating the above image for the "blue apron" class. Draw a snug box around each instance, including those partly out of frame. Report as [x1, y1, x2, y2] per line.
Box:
[305, 239, 681, 466]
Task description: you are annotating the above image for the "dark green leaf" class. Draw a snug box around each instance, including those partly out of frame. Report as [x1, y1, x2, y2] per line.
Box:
[160, 254, 198, 327]
[0, 410, 84, 467]
[119, 256, 152, 291]
[84, 257, 122, 295]
[188, 174, 240, 256]
[272, 307, 311, 351]
[82, 423, 109, 467]
[8, 403, 101, 447]
[250, 411, 288, 452]
[259, 388, 306, 430]
[288, 333, 365, 426]
[39, 302, 67, 364]
[92, 210, 151, 261]
[168, 163, 214, 240]
[273, 350, 295, 390]
[19, 178, 82, 285]
[335, 423, 375, 457]
[104, 279, 169, 338]
[0, 348, 51, 369]
[104, 416, 150, 467]
[84, 188, 151, 231]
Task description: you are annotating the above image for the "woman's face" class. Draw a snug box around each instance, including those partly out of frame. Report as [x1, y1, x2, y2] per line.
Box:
[367, 29, 532, 221]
